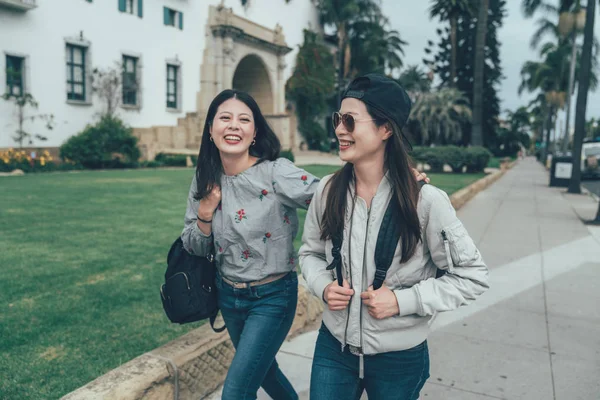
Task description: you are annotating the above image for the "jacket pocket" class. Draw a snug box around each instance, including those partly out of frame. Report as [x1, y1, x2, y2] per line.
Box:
[440, 220, 478, 269]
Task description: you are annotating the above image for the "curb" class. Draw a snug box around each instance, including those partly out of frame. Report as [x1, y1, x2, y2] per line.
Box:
[61, 281, 323, 400]
[60, 163, 511, 400]
[449, 161, 515, 210]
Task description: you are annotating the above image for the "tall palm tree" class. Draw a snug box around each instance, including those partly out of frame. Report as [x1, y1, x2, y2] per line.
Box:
[348, 19, 407, 76]
[429, 0, 474, 86]
[521, 0, 575, 17]
[312, 0, 381, 103]
[522, 0, 581, 152]
[410, 88, 472, 145]
[397, 65, 432, 100]
[568, 0, 595, 194]
[471, 0, 489, 146]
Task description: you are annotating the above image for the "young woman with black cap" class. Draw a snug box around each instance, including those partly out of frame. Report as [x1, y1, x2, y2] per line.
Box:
[299, 73, 489, 399]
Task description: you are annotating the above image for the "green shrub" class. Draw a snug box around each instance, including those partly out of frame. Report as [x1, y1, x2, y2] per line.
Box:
[280, 150, 295, 162]
[154, 153, 191, 167]
[409, 146, 428, 165]
[143, 160, 163, 168]
[60, 116, 141, 169]
[464, 147, 492, 173]
[423, 150, 444, 172]
[439, 145, 465, 173]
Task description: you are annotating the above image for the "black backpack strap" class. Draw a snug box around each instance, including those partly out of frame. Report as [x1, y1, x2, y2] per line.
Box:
[372, 180, 428, 290]
[210, 314, 226, 333]
[326, 232, 343, 286]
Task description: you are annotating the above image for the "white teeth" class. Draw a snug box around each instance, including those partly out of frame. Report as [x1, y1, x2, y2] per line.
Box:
[224, 135, 241, 141]
[339, 140, 354, 146]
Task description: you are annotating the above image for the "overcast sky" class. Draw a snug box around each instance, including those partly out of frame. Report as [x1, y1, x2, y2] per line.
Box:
[382, 1, 600, 133]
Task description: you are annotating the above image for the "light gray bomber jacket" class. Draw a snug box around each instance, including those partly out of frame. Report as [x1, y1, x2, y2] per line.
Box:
[299, 174, 489, 355]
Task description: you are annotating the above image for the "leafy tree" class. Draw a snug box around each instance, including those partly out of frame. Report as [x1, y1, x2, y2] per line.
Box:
[286, 30, 336, 150]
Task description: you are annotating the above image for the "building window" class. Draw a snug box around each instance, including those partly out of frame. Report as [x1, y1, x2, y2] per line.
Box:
[163, 7, 183, 30]
[5, 55, 24, 97]
[66, 44, 87, 101]
[119, 0, 142, 18]
[122, 55, 138, 106]
[166, 64, 178, 109]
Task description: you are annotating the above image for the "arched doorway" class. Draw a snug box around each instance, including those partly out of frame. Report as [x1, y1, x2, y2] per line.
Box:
[232, 55, 274, 114]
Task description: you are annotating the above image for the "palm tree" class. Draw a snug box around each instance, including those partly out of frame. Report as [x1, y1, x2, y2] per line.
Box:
[410, 88, 472, 145]
[568, 0, 595, 194]
[312, 0, 381, 103]
[471, 0, 489, 146]
[522, 0, 582, 153]
[429, 0, 474, 86]
[521, 0, 575, 17]
[397, 65, 432, 100]
[348, 19, 407, 76]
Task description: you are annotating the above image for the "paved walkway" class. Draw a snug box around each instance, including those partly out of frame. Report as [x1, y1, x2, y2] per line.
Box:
[212, 158, 600, 400]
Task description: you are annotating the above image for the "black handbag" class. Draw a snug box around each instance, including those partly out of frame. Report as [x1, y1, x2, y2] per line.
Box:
[160, 237, 225, 332]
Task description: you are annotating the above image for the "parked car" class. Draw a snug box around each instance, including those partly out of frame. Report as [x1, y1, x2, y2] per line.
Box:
[582, 138, 600, 179]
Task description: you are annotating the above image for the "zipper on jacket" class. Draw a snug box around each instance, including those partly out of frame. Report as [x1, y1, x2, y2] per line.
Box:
[358, 203, 372, 379]
[341, 197, 357, 353]
[441, 230, 454, 270]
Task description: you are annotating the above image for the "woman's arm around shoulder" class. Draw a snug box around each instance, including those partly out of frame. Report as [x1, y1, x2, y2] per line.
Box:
[271, 157, 320, 209]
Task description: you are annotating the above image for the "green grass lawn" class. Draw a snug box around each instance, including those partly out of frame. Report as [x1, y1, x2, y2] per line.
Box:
[0, 166, 483, 399]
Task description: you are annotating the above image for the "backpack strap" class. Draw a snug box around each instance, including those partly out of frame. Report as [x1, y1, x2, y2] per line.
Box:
[326, 232, 343, 286]
[210, 314, 226, 333]
[327, 180, 428, 289]
[372, 180, 427, 290]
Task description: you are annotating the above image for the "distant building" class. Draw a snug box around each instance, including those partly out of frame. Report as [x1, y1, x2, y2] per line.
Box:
[0, 0, 319, 157]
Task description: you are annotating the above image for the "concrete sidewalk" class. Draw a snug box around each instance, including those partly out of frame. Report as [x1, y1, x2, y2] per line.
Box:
[213, 158, 600, 400]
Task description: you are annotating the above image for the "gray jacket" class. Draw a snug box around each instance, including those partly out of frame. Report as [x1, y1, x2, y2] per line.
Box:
[181, 158, 318, 282]
[299, 174, 489, 354]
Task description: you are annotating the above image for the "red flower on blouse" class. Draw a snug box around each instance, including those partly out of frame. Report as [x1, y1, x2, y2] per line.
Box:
[235, 209, 247, 223]
[263, 232, 271, 243]
[259, 189, 268, 201]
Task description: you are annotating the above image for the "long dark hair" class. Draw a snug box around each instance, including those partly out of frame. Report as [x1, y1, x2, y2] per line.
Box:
[320, 105, 422, 263]
[194, 89, 281, 200]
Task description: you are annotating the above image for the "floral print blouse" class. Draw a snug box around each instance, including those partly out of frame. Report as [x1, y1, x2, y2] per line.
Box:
[182, 157, 320, 282]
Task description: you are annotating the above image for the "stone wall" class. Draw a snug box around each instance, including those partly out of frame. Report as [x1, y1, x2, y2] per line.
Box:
[61, 280, 323, 400]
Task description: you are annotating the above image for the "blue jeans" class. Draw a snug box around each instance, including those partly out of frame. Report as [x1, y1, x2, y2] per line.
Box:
[215, 271, 299, 400]
[310, 323, 430, 400]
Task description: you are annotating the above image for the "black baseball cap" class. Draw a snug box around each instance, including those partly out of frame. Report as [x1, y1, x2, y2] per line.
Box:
[341, 73, 413, 149]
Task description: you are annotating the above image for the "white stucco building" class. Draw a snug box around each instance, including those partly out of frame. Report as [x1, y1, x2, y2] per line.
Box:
[0, 0, 319, 154]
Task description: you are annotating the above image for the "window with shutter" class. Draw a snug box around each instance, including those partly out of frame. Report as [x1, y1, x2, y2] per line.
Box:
[122, 55, 138, 106]
[66, 44, 87, 101]
[166, 64, 179, 109]
[5, 55, 24, 97]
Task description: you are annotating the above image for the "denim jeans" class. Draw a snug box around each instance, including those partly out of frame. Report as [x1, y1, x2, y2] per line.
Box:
[310, 323, 430, 400]
[215, 271, 299, 400]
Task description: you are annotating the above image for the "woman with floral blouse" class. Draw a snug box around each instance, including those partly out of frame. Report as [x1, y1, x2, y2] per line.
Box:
[181, 89, 318, 400]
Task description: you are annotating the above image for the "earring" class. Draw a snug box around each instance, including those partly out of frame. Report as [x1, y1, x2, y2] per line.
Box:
[210, 136, 213, 142]
[252, 139, 256, 146]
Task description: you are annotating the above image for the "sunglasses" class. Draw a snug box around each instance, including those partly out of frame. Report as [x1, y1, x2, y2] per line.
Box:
[332, 112, 376, 133]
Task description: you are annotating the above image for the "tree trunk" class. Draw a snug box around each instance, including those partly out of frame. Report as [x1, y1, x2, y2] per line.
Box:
[471, 0, 489, 147]
[568, 0, 595, 194]
[542, 106, 553, 163]
[336, 24, 347, 107]
[450, 16, 457, 86]
[562, 31, 578, 153]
